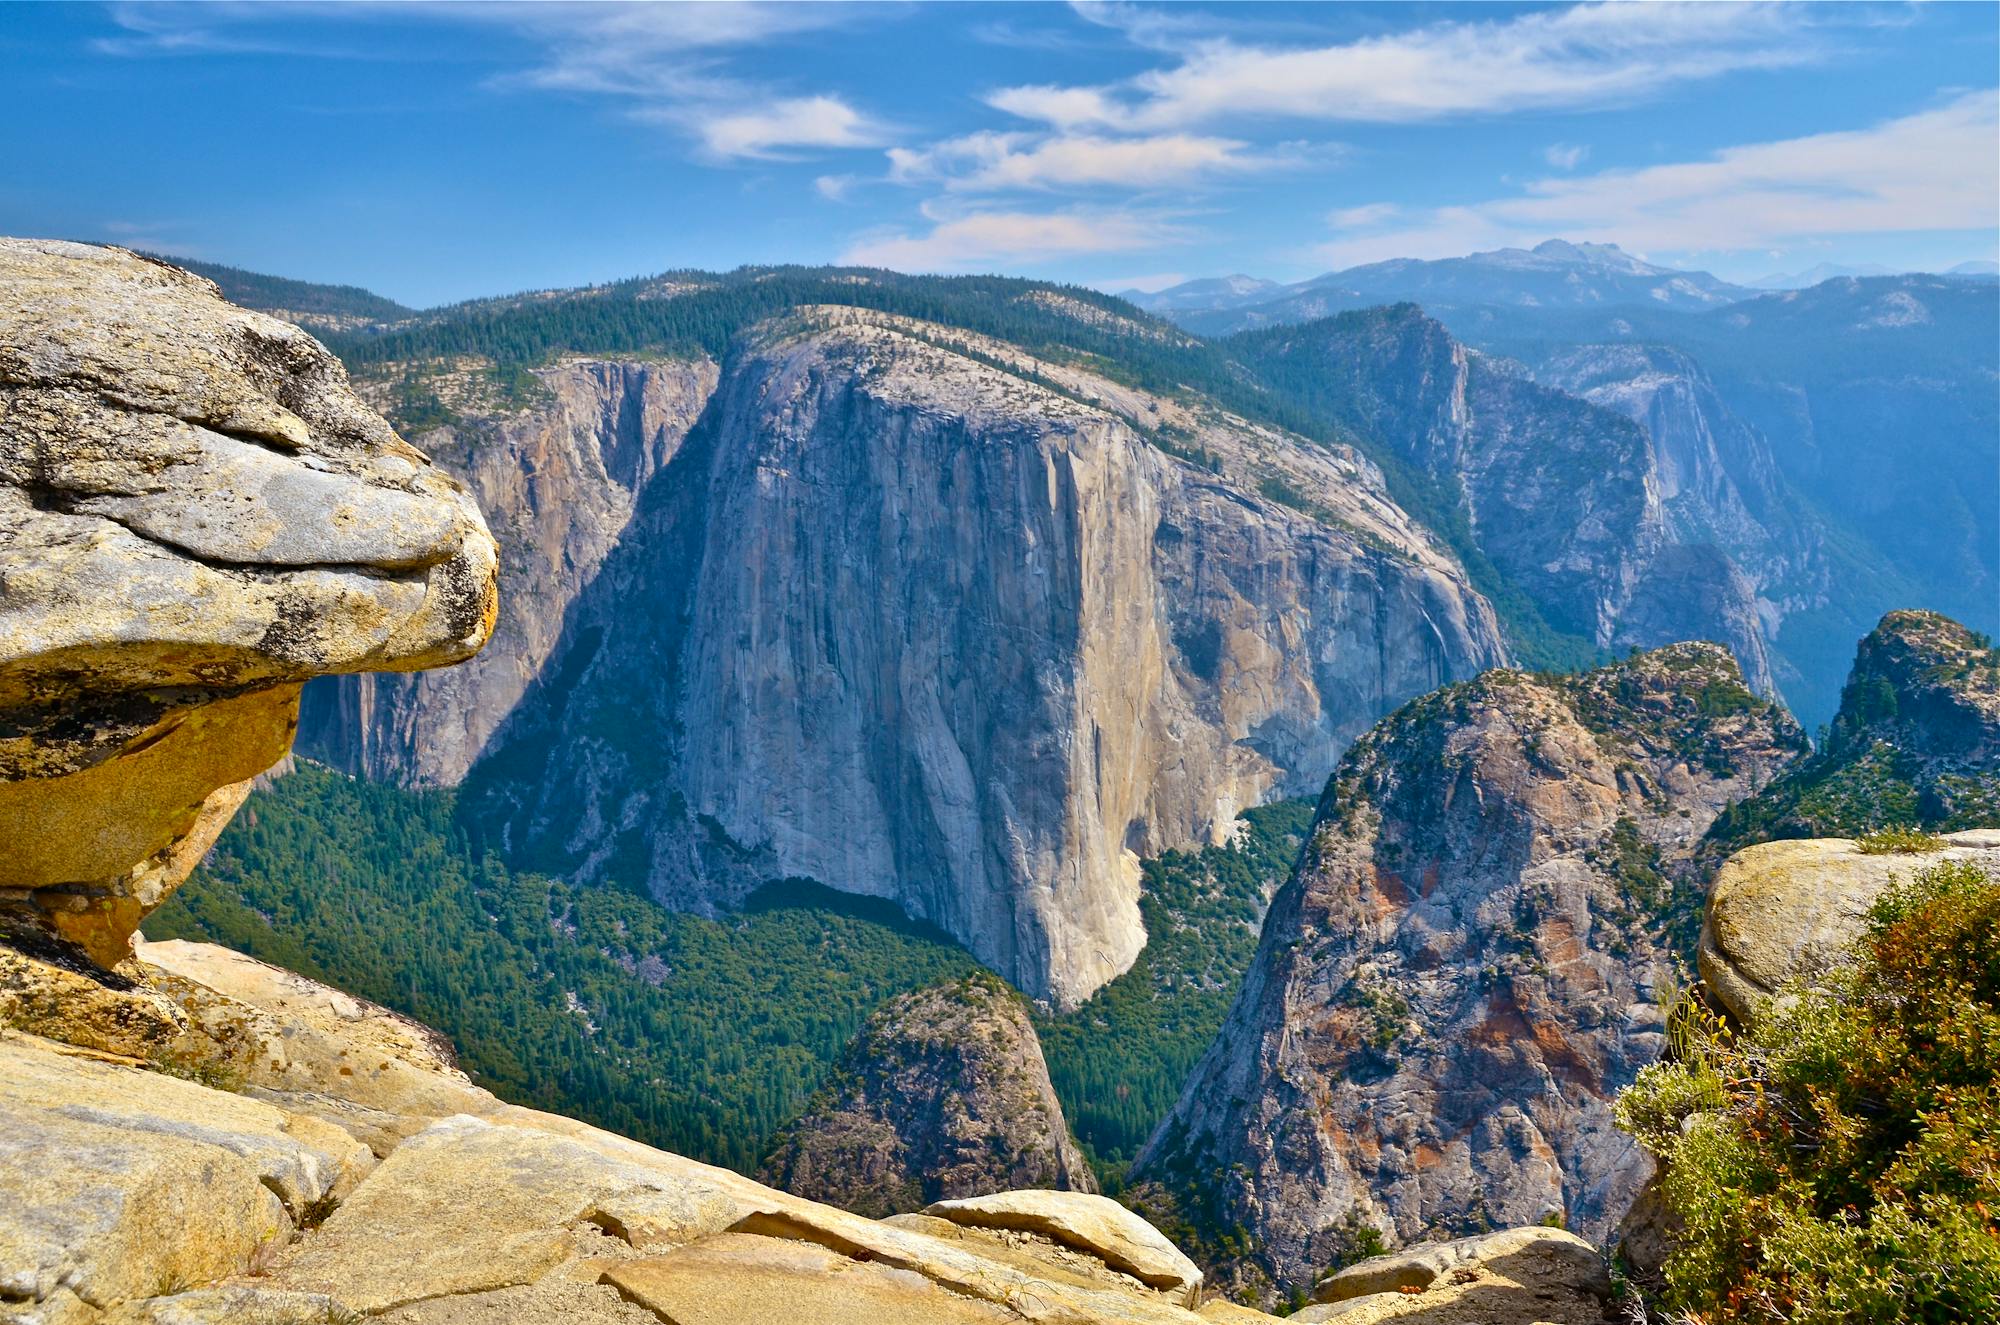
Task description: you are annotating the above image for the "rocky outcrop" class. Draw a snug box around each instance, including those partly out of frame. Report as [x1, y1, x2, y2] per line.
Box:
[759, 974, 1093, 1215]
[1234, 307, 1776, 690]
[1708, 609, 2000, 848]
[0, 240, 498, 967]
[472, 307, 1507, 1006]
[298, 356, 719, 785]
[1699, 829, 2000, 1021]
[1133, 644, 1802, 1300]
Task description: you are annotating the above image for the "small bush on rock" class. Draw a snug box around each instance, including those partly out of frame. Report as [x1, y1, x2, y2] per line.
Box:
[1854, 825, 1949, 855]
[1614, 860, 2000, 1324]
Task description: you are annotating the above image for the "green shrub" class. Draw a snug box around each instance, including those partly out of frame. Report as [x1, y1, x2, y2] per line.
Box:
[1854, 825, 1949, 855]
[1613, 861, 2000, 1323]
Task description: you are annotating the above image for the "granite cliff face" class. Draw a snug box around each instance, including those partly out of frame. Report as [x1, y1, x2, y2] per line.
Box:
[0, 240, 497, 967]
[1235, 307, 1776, 691]
[1533, 343, 1853, 712]
[298, 356, 718, 784]
[465, 308, 1507, 1006]
[759, 974, 1094, 1216]
[1133, 644, 1802, 1300]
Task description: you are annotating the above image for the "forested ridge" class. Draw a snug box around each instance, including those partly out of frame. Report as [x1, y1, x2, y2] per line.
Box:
[153, 253, 416, 321]
[150, 764, 1314, 1183]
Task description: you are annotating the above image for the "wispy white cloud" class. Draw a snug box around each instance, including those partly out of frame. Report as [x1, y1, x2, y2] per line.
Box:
[1544, 142, 1590, 170]
[1313, 91, 2000, 267]
[649, 96, 888, 161]
[840, 205, 1184, 271]
[96, 1, 888, 161]
[887, 131, 1285, 192]
[477, 3, 891, 160]
[494, 2, 855, 98]
[993, 2, 1817, 131]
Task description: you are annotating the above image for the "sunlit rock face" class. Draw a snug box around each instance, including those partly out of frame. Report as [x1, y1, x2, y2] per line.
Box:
[0, 239, 498, 965]
[464, 308, 1507, 1007]
[1134, 645, 1802, 1298]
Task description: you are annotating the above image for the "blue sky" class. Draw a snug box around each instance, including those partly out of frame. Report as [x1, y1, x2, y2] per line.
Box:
[2, 1, 1994, 307]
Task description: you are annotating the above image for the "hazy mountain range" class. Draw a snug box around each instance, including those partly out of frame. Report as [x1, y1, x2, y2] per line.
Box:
[1124, 239, 1998, 333]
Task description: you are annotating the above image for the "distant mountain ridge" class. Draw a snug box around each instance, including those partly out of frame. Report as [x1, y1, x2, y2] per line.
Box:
[1135, 243, 1999, 336]
[1131, 259, 1996, 728]
[1129, 240, 1755, 335]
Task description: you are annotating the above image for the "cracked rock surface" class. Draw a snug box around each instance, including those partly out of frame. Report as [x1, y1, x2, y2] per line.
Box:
[0, 239, 498, 964]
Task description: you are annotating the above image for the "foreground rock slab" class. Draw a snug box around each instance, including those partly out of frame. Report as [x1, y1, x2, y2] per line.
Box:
[4, 937, 1227, 1325]
[0, 1032, 372, 1324]
[924, 1189, 1204, 1300]
[1313, 1226, 1611, 1303]
[601, 1232, 1018, 1325]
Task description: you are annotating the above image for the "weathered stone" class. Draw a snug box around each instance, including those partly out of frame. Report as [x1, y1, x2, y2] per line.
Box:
[0, 238, 500, 965]
[4, 933, 1220, 1325]
[1282, 1227, 1614, 1323]
[600, 1233, 1019, 1325]
[363, 1276, 662, 1325]
[760, 974, 1094, 1216]
[0, 947, 184, 1059]
[268, 1114, 747, 1311]
[1698, 830, 2000, 1021]
[0, 1032, 371, 1320]
[1612, 1172, 1681, 1295]
[105, 1287, 356, 1325]
[728, 1201, 1206, 1325]
[0, 689, 290, 969]
[1196, 1301, 1285, 1323]
[136, 938, 493, 1154]
[923, 1190, 1203, 1299]
[1291, 1298, 1406, 1323]
[876, 1212, 1164, 1297]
